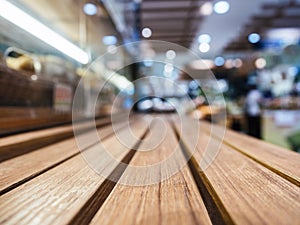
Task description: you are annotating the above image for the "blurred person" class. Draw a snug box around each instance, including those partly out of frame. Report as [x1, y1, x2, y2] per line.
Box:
[245, 84, 262, 139]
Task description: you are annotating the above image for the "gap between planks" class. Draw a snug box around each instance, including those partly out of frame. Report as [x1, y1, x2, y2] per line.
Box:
[200, 121, 300, 187]
[0, 123, 127, 195]
[89, 119, 213, 225]
[0, 118, 112, 162]
[173, 117, 300, 225]
[0, 119, 149, 225]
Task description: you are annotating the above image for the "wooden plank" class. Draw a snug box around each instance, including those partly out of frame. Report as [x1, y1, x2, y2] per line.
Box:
[0, 117, 112, 162]
[174, 117, 300, 225]
[200, 121, 300, 186]
[0, 107, 54, 118]
[90, 120, 212, 225]
[0, 119, 148, 225]
[0, 122, 127, 195]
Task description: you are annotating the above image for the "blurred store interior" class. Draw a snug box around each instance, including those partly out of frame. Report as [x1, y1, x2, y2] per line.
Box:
[0, 0, 300, 152]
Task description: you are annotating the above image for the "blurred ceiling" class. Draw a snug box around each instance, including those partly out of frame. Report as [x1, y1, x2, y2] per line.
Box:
[0, 0, 119, 60]
[114, 0, 290, 57]
[139, 0, 206, 50]
[224, 1, 300, 52]
[1, 0, 300, 62]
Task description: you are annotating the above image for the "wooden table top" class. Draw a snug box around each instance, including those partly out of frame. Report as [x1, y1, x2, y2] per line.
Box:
[0, 114, 299, 225]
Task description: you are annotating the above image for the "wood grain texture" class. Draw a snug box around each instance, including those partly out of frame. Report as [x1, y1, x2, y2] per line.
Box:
[90, 121, 212, 225]
[0, 117, 111, 162]
[0, 123, 123, 194]
[200, 121, 300, 186]
[174, 118, 300, 225]
[0, 120, 148, 225]
[0, 114, 299, 225]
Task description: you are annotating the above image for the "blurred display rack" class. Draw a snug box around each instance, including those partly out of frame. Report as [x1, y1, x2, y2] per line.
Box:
[0, 65, 107, 136]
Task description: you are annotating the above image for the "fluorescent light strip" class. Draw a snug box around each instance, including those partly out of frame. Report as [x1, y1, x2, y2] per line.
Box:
[0, 0, 89, 64]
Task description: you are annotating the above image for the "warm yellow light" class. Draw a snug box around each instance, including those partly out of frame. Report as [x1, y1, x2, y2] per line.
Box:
[255, 58, 266, 69]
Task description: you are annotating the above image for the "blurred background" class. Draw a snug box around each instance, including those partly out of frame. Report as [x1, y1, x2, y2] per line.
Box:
[0, 0, 299, 152]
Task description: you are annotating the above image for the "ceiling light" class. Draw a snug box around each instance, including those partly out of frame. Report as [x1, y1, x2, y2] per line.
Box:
[102, 36, 117, 45]
[142, 28, 152, 38]
[266, 28, 300, 44]
[198, 34, 211, 43]
[166, 50, 176, 60]
[83, 3, 98, 16]
[164, 63, 174, 73]
[225, 59, 233, 69]
[217, 79, 228, 92]
[199, 43, 210, 53]
[233, 58, 243, 68]
[0, 0, 89, 64]
[248, 33, 261, 44]
[214, 1, 230, 14]
[214, 56, 225, 66]
[190, 59, 214, 70]
[31, 74, 38, 81]
[255, 58, 266, 69]
[109, 74, 134, 92]
[200, 2, 213, 16]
